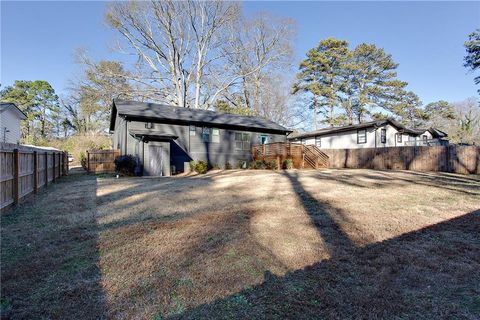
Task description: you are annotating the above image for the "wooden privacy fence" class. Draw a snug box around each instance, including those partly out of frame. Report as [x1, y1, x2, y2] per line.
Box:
[1, 143, 68, 211]
[323, 145, 480, 174]
[86, 149, 120, 173]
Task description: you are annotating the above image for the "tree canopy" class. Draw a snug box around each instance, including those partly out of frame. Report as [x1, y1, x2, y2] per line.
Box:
[1, 80, 60, 141]
[293, 38, 425, 128]
[464, 29, 480, 93]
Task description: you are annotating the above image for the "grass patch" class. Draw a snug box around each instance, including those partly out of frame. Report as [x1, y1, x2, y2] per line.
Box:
[2, 169, 479, 319]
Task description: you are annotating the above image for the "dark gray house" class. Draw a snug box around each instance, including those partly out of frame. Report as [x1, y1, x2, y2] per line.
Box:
[109, 100, 291, 176]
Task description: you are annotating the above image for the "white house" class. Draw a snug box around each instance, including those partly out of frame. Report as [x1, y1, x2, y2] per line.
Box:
[0, 102, 27, 144]
[288, 119, 448, 149]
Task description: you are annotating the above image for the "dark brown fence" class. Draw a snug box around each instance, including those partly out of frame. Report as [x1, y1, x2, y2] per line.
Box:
[1, 143, 68, 211]
[322, 145, 479, 174]
[86, 149, 120, 173]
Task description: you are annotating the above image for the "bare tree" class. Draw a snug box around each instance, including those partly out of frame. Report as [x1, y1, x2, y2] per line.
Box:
[106, 0, 240, 109]
[218, 12, 295, 112]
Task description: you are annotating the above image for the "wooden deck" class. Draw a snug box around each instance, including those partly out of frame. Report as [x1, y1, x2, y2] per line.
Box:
[252, 142, 329, 169]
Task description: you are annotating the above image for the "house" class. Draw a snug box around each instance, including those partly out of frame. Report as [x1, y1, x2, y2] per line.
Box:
[0, 102, 27, 144]
[288, 119, 448, 149]
[109, 99, 291, 176]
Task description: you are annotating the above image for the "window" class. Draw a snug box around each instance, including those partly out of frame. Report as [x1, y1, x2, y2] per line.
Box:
[235, 132, 250, 150]
[315, 136, 321, 147]
[357, 129, 367, 144]
[396, 133, 402, 143]
[145, 122, 154, 129]
[212, 128, 220, 143]
[408, 135, 416, 141]
[260, 135, 268, 145]
[202, 127, 210, 142]
[423, 135, 428, 142]
[189, 125, 196, 136]
[380, 129, 386, 144]
[301, 139, 306, 145]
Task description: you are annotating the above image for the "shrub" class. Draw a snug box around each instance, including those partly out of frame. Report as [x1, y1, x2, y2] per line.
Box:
[189, 160, 197, 172]
[283, 159, 293, 170]
[250, 160, 266, 169]
[225, 161, 232, 170]
[190, 160, 208, 174]
[250, 159, 278, 170]
[114, 155, 137, 176]
[237, 160, 247, 169]
[79, 151, 87, 170]
[265, 160, 278, 170]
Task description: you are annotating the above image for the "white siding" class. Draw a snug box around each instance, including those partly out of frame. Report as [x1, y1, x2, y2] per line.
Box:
[0, 108, 22, 144]
[299, 125, 392, 149]
[293, 124, 441, 149]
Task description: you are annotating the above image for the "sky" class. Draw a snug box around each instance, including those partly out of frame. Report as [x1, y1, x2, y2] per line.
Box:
[1, 1, 479, 105]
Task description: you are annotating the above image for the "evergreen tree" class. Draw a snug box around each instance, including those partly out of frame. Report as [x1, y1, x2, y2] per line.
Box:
[464, 29, 480, 94]
[424, 100, 456, 130]
[294, 38, 418, 127]
[292, 38, 350, 128]
[1, 80, 60, 140]
[349, 44, 408, 123]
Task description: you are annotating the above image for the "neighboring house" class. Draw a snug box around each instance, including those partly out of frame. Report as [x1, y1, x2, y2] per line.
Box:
[288, 119, 448, 149]
[0, 102, 27, 144]
[109, 100, 291, 176]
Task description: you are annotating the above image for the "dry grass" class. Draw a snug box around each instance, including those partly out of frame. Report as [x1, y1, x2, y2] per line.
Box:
[1, 169, 479, 319]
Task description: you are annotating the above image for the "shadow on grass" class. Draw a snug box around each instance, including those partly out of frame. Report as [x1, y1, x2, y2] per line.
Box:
[0, 173, 107, 319]
[171, 211, 480, 318]
[168, 170, 480, 319]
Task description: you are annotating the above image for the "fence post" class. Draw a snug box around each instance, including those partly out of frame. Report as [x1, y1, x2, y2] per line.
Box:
[13, 149, 19, 204]
[33, 151, 38, 194]
[66, 152, 69, 175]
[45, 152, 48, 188]
[87, 151, 90, 173]
[52, 152, 56, 182]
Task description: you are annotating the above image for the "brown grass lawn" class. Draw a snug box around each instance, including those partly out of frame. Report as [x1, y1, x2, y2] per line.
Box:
[1, 169, 479, 319]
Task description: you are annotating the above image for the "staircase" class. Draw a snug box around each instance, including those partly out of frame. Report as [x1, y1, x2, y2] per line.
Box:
[302, 145, 329, 169]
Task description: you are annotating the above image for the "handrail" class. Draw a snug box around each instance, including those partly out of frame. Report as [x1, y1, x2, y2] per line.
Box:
[252, 142, 329, 169]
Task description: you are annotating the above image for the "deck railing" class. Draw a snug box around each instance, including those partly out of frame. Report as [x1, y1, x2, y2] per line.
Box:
[252, 142, 329, 169]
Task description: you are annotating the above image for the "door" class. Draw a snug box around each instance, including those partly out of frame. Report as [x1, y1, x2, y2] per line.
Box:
[148, 145, 163, 176]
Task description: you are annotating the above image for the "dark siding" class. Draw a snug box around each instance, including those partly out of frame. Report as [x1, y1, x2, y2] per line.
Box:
[114, 119, 287, 175]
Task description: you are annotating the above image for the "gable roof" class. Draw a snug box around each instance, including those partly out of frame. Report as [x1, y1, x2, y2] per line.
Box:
[288, 119, 447, 140]
[0, 102, 27, 120]
[109, 100, 291, 134]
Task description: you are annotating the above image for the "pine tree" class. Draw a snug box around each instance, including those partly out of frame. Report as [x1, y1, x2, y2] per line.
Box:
[292, 38, 350, 128]
[464, 29, 480, 94]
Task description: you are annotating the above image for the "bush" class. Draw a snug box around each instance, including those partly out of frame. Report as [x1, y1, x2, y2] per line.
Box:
[190, 160, 208, 174]
[250, 160, 266, 169]
[283, 159, 293, 170]
[265, 160, 278, 170]
[250, 159, 278, 170]
[237, 160, 247, 169]
[114, 155, 137, 176]
[225, 161, 232, 170]
[79, 151, 87, 170]
[189, 160, 197, 172]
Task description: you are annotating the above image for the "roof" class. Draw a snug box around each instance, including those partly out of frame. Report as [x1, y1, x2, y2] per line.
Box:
[110, 99, 291, 134]
[129, 129, 178, 141]
[0, 102, 27, 120]
[288, 119, 447, 140]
